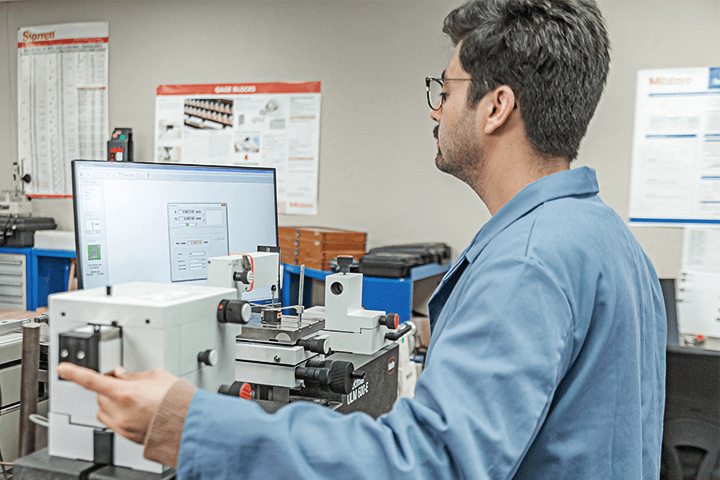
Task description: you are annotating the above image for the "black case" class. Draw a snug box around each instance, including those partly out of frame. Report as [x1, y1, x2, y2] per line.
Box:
[358, 251, 427, 278]
[364, 243, 451, 265]
[358, 243, 452, 278]
[0, 215, 57, 247]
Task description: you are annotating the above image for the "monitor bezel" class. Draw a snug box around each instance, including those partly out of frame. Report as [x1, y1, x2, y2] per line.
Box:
[71, 159, 279, 294]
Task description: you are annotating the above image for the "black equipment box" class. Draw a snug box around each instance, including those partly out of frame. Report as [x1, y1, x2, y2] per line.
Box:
[0, 215, 57, 247]
[359, 243, 451, 278]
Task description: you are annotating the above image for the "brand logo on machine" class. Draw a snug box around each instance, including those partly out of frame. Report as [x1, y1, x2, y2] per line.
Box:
[347, 379, 369, 405]
[648, 76, 692, 86]
[710, 68, 720, 89]
[387, 357, 396, 375]
[23, 30, 56, 42]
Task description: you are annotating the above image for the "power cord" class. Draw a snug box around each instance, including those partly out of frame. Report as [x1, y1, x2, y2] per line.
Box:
[29, 414, 48, 428]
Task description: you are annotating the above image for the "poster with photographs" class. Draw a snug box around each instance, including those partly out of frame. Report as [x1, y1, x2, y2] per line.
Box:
[155, 82, 321, 215]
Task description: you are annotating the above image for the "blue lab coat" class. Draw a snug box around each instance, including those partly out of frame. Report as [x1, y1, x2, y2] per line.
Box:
[177, 167, 666, 479]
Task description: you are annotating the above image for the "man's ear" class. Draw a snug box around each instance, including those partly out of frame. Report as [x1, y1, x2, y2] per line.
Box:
[482, 86, 516, 135]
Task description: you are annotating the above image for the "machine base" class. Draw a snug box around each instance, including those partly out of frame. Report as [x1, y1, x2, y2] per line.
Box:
[13, 448, 176, 480]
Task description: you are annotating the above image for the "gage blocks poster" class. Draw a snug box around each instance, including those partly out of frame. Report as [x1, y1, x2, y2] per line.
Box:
[155, 82, 321, 215]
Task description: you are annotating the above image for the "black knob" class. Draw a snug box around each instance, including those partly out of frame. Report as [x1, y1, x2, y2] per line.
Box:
[21, 174, 31, 183]
[336, 255, 353, 274]
[327, 361, 355, 395]
[379, 313, 399, 329]
[295, 365, 331, 388]
[217, 299, 252, 324]
[233, 269, 253, 285]
[305, 357, 326, 368]
[297, 337, 330, 355]
[296, 359, 356, 395]
[197, 349, 217, 366]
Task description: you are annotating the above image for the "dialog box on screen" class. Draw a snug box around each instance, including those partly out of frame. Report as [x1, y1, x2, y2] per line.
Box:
[168, 203, 229, 282]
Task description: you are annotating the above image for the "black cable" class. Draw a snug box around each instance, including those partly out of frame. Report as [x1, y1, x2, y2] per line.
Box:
[0, 381, 8, 480]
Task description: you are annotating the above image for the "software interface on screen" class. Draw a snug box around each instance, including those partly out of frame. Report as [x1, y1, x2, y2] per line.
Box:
[72, 161, 278, 303]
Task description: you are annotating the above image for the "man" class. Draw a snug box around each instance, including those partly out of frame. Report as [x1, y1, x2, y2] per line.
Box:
[59, 0, 667, 478]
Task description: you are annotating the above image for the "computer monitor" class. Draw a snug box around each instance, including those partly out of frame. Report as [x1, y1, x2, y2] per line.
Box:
[72, 160, 279, 304]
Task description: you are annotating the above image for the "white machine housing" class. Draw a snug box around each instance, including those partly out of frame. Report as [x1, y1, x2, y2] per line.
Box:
[305, 272, 392, 355]
[234, 338, 327, 389]
[207, 252, 279, 295]
[48, 282, 238, 473]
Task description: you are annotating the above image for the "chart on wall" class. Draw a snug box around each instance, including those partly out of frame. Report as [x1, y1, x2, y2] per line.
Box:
[629, 67, 720, 225]
[17, 22, 109, 197]
[155, 82, 321, 215]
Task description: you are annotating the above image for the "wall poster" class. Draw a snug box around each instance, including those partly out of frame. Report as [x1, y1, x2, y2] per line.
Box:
[629, 67, 720, 225]
[155, 82, 321, 215]
[18, 22, 109, 197]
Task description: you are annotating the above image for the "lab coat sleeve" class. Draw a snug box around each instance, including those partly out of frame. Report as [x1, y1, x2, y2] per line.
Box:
[176, 255, 575, 480]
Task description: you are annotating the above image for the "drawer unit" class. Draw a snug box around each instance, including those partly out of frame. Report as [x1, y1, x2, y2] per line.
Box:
[0, 253, 26, 310]
[279, 227, 366, 271]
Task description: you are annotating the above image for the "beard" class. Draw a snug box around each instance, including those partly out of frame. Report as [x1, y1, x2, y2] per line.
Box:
[434, 116, 480, 187]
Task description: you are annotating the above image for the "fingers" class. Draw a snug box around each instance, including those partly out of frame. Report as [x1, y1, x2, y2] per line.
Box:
[97, 394, 145, 444]
[96, 399, 118, 431]
[58, 363, 120, 397]
[109, 366, 127, 378]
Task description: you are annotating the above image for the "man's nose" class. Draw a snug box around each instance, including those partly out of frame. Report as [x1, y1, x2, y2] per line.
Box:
[430, 106, 441, 123]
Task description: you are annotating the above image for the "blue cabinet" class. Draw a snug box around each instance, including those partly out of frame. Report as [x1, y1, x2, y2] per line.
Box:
[0, 247, 76, 310]
[281, 262, 449, 323]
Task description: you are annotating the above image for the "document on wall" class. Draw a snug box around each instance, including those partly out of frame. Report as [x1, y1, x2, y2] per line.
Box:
[17, 22, 109, 197]
[629, 67, 720, 225]
[155, 82, 321, 215]
[681, 226, 720, 272]
[677, 226, 720, 339]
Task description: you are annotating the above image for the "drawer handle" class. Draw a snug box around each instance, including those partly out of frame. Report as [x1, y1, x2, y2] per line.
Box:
[0, 293, 23, 300]
[0, 261, 23, 266]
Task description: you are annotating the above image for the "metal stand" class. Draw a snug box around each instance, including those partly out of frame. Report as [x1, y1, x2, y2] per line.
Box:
[19, 322, 40, 457]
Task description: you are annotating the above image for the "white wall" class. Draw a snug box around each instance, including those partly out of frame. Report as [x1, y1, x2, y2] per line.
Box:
[1, 0, 718, 279]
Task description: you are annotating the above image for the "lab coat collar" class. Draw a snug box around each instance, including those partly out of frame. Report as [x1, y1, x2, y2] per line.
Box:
[464, 166, 600, 264]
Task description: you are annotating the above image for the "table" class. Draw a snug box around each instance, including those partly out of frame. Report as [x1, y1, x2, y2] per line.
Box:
[0, 309, 39, 321]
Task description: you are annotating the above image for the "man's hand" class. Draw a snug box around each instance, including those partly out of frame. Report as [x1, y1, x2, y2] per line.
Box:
[57, 363, 179, 444]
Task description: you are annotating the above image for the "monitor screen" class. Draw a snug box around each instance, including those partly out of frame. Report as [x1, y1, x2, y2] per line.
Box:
[72, 160, 279, 304]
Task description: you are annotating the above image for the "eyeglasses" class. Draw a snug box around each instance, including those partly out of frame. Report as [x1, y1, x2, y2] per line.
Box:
[425, 77, 472, 111]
